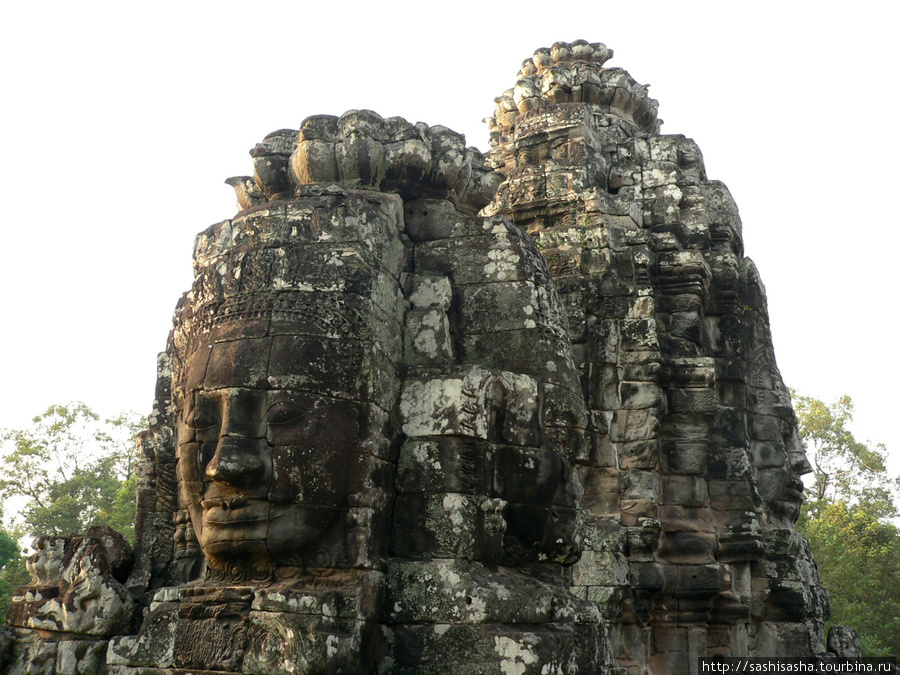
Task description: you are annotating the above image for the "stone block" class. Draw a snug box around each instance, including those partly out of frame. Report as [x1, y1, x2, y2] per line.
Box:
[660, 475, 709, 507]
[244, 613, 375, 675]
[610, 409, 660, 443]
[717, 532, 764, 563]
[386, 560, 578, 625]
[458, 330, 579, 391]
[582, 466, 619, 496]
[660, 440, 708, 474]
[55, 640, 107, 675]
[582, 491, 621, 518]
[581, 519, 627, 553]
[716, 380, 745, 407]
[619, 381, 663, 409]
[753, 621, 812, 658]
[618, 439, 660, 470]
[827, 626, 861, 658]
[589, 363, 619, 410]
[399, 368, 494, 439]
[711, 407, 748, 446]
[403, 308, 453, 365]
[619, 359, 662, 382]
[626, 525, 661, 561]
[391, 493, 499, 560]
[750, 442, 788, 469]
[620, 499, 658, 525]
[494, 445, 567, 505]
[587, 320, 620, 364]
[455, 280, 564, 336]
[572, 550, 629, 587]
[389, 621, 604, 674]
[658, 531, 717, 563]
[706, 446, 752, 481]
[172, 607, 249, 671]
[674, 564, 726, 592]
[621, 317, 659, 350]
[589, 422, 617, 468]
[395, 437, 492, 495]
[749, 414, 786, 442]
[668, 387, 717, 414]
[621, 469, 657, 501]
[106, 598, 199, 668]
[651, 626, 688, 653]
[630, 562, 666, 591]
[709, 480, 759, 511]
[668, 311, 703, 343]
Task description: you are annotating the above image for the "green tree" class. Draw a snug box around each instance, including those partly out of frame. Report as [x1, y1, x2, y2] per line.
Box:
[793, 393, 900, 518]
[0, 403, 142, 542]
[0, 526, 28, 621]
[798, 500, 900, 656]
[793, 392, 900, 657]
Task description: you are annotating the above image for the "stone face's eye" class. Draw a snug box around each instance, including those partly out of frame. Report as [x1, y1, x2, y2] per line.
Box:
[190, 410, 217, 430]
[185, 395, 220, 444]
[267, 402, 306, 427]
[267, 401, 314, 446]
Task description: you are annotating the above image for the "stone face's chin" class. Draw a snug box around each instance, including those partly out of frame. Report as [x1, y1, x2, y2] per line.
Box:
[196, 499, 343, 566]
[775, 493, 804, 523]
[773, 500, 801, 524]
[768, 475, 805, 523]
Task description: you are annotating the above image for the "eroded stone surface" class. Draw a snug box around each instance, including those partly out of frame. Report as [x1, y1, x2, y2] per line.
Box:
[101, 103, 608, 673]
[484, 39, 829, 673]
[3, 528, 133, 674]
[4, 40, 840, 675]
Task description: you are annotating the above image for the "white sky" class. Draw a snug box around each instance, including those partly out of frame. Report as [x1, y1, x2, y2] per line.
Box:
[2, 1, 898, 479]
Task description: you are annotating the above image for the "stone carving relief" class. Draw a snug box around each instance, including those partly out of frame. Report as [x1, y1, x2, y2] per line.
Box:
[3, 528, 132, 674]
[3, 40, 840, 675]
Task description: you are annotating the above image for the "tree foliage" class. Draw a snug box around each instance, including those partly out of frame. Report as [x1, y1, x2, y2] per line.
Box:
[793, 392, 900, 657]
[798, 501, 900, 656]
[0, 526, 28, 620]
[793, 393, 900, 518]
[0, 402, 142, 541]
[0, 403, 142, 622]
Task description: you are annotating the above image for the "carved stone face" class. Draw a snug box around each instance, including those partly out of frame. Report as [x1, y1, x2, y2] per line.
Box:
[170, 190, 406, 577]
[775, 437, 814, 524]
[758, 428, 813, 526]
[175, 333, 366, 573]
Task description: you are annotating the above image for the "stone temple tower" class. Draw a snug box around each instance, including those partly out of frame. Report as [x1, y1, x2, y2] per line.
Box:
[1, 40, 836, 675]
[484, 40, 829, 672]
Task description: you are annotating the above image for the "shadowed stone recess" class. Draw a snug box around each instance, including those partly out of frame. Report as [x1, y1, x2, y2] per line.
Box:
[3, 40, 839, 675]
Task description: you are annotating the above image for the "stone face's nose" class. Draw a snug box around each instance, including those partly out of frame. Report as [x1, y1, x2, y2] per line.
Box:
[791, 453, 814, 477]
[205, 436, 267, 488]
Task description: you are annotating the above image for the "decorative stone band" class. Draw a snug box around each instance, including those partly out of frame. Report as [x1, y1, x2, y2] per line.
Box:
[173, 185, 407, 362]
[488, 40, 661, 137]
[227, 110, 503, 216]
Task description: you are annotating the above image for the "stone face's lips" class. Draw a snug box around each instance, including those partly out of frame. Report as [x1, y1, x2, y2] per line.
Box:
[785, 477, 805, 501]
[201, 496, 249, 510]
[784, 488, 804, 502]
[201, 497, 269, 525]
